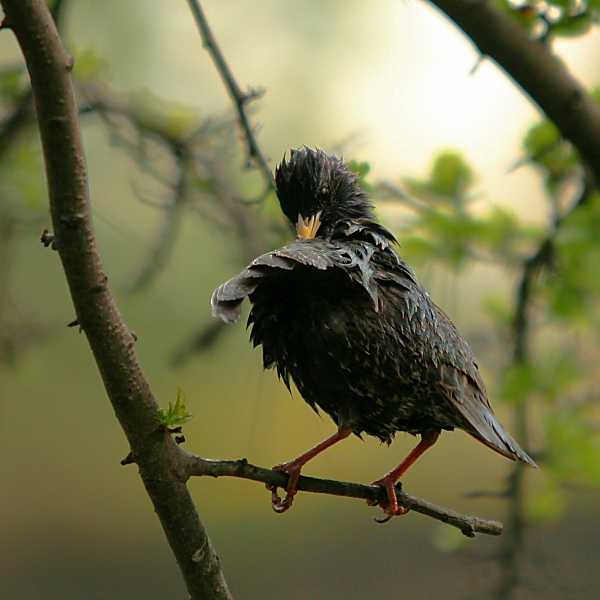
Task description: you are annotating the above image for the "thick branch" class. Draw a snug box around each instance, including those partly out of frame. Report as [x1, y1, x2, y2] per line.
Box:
[186, 454, 503, 537]
[0, 1, 230, 597]
[426, 0, 600, 184]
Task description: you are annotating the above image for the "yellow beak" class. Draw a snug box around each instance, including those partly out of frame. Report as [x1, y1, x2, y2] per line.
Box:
[296, 211, 322, 239]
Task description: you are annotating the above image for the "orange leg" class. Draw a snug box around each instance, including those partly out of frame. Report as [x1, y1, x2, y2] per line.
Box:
[369, 430, 440, 523]
[268, 426, 354, 513]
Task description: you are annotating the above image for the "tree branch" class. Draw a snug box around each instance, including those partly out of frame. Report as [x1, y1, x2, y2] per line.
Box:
[186, 0, 275, 193]
[185, 453, 503, 538]
[0, 1, 231, 597]
[426, 0, 600, 185]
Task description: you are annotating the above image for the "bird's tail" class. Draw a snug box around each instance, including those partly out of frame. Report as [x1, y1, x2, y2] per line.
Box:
[463, 407, 537, 468]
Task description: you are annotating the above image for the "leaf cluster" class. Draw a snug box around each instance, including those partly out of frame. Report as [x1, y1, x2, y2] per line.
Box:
[377, 151, 539, 270]
[498, 0, 600, 38]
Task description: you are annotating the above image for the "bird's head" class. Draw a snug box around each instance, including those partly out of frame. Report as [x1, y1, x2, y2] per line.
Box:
[275, 147, 381, 240]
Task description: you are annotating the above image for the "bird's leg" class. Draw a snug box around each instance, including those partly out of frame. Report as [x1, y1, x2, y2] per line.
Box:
[369, 430, 440, 523]
[268, 426, 354, 513]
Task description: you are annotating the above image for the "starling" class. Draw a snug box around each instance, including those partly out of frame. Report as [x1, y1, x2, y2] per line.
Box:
[212, 147, 536, 521]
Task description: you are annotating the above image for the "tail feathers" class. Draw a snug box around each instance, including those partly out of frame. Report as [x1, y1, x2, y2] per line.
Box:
[446, 377, 537, 467]
[466, 410, 537, 468]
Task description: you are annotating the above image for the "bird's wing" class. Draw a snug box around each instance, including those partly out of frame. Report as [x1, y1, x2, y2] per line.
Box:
[431, 304, 536, 466]
[378, 261, 536, 466]
[211, 239, 357, 324]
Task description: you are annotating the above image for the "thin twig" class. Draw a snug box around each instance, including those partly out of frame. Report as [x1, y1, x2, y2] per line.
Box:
[82, 84, 265, 294]
[186, 0, 275, 191]
[185, 454, 504, 538]
[125, 144, 191, 291]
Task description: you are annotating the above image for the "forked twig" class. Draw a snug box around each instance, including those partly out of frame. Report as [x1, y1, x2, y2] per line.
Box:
[187, 0, 274, 191]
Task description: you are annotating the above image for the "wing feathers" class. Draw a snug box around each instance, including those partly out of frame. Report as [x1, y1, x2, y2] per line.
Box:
[211, 240, 351, 324]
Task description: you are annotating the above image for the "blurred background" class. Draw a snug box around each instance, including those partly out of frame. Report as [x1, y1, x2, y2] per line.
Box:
[1, 1, 600, 598]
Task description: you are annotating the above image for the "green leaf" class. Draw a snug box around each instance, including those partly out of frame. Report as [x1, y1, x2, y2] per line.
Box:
[523, 120, 560, 157]
[157, 388, 194, 428]
[536, 350, 580, 403]
[428, 152, 473, 200]
[550, 13, 593, 38]
[483, 294, 512, 327]
[126, 89, 200, 140]
[404, 151, 473, 205]
[347, 159, 370, 180]
[0, 130, 46, 214]
[522, 119, 578, 187]
[545, 194, 600, 321]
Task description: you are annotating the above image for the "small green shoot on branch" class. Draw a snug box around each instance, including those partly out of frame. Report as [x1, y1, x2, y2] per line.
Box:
[157, 388, 194, 428]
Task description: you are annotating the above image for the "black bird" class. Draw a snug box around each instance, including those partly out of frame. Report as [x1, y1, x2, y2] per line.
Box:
[212, 147, 536, 520]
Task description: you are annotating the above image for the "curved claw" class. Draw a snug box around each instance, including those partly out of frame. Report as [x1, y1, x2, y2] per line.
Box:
[265, 429, 355, 514]
[373, 513, 394, 524]
[272, 495, 292, 513]
[267, 482, 294, 513]
[272, 502, 290, 514]
[372, 504, 409, 523]
[368, 478, 409, 522]
[266, 462, 302, 514]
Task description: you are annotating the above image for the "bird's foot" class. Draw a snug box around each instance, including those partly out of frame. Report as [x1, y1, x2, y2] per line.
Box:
[367, 476, 408, 523]
[265, 428, 354, 514]
[266, 460, 303, 514]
